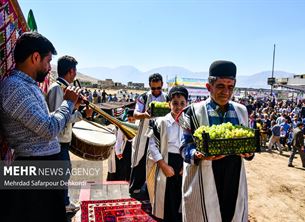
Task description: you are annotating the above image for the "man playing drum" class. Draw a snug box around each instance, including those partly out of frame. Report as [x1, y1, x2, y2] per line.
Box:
[46, 55, 93, 213]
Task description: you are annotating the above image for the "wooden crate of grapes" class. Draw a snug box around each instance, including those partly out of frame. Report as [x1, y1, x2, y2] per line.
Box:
[149, 101, 171, 117]
[194, 122, 260, 156]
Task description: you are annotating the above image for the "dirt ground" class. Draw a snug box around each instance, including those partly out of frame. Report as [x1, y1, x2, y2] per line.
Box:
[246, 149, 305, 222]
[70, 148, 305, 222]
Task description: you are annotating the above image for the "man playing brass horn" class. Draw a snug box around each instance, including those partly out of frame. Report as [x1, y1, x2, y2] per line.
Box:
[46, 55, 93, 213]
[0, 32, 80, 222]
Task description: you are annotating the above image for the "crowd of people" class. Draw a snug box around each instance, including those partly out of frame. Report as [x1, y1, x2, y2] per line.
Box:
[81, 89, 138, 104]
[236, 95, 305, 167]
[1, 31, 304, 222]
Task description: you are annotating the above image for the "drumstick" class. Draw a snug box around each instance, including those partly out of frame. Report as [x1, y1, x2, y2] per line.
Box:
[82, 118, 115, 135]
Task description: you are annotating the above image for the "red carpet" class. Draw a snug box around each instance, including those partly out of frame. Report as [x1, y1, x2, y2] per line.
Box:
[81, 198, 157, 222]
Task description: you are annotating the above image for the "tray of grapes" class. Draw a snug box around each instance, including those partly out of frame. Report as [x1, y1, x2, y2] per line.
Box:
[149, 101, 171, 117]
[193, 122, 260, 156]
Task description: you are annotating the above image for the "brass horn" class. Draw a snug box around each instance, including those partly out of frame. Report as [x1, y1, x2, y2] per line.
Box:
[86, 102, 138, 140]
[50, 76, 138, 140]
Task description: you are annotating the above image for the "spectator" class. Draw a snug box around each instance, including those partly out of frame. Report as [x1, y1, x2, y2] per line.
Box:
[102, 89, 108, 103]
[288, 122, 305, 168]
[268, 120, 282, 153]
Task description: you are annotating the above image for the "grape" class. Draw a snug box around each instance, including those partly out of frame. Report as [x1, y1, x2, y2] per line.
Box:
[149, 101, 170, 109]
[194, 122, 255, 141]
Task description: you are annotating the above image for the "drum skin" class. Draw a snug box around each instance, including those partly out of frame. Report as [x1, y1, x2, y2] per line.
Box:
[71, 120, 116, 161]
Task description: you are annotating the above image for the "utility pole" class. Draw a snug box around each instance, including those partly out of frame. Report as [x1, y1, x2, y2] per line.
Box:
[270, 44, 276, 96]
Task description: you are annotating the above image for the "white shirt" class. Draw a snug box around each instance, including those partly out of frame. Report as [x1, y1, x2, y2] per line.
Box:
[148, 113, 183, 162]
[46, 78, 83, 143]
[114, 128, 133, 155]
[135, 91, 167, 113]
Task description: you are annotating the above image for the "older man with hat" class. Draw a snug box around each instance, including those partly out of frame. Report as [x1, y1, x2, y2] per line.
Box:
[178, 60, 254, 222]
[288, 122, 305, 168]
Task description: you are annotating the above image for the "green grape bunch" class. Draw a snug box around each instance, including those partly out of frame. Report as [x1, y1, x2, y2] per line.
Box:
[149, 101, 170, 109]
[193, 122, 255, 141]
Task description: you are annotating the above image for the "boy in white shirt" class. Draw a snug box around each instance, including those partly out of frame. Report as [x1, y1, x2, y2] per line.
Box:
[146, 86, 188, 222]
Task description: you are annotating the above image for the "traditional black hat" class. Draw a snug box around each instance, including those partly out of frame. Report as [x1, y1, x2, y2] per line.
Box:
[209, 60, 236, 79]
[169, 86, 189, 100]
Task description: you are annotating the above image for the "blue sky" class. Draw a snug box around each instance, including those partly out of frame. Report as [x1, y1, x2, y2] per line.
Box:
[19, 0, 305, 76]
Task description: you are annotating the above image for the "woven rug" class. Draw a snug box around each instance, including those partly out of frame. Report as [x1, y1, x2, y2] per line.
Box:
[0, 0, 28, 161]
[81, 198, 157, 222]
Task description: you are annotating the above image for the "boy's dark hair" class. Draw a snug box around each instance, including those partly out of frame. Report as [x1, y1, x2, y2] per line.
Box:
[169, 86, 188, 101]
[14, 32, 57, 63]
[57, 55, 78, 77]
[127, 109, 134, 117]
[149, 73, 163, 83]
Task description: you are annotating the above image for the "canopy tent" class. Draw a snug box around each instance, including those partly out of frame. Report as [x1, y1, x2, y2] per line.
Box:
[167, 76, 209, 97]
[167, 76, 207, 88]
[275, 84, 305, 93]
[99, 101, 135, 110]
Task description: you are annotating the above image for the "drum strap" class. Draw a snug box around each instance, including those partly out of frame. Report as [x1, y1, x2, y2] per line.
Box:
[56, 78, 69, 88]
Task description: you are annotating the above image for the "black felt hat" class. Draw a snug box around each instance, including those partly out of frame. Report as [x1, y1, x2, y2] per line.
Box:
[169, 86, 189, 100]
[209, 60, 236, 79]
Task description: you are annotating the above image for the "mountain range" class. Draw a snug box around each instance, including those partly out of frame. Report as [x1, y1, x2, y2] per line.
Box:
[76, 66, 294, 89]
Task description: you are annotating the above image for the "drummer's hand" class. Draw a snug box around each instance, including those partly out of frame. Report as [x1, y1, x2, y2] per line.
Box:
[240, 153, 254, 158]
[84, 107, 94, 118]
[64, 86, 81, 105]
[158, 160, 175, 177]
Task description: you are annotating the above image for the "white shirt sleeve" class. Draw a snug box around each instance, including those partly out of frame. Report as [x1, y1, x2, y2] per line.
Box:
[148, 136, 163, 162]
[114, 129, 124, 155]
[135, 101, 145, 113]
[46, 84, 82, 124]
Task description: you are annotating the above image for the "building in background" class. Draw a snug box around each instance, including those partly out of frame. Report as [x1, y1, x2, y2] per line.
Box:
[127, 81, 145, 89]
[98, 79, 115, 88]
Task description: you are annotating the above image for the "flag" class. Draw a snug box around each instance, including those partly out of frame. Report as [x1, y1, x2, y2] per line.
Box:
[27, 9, 37, 31]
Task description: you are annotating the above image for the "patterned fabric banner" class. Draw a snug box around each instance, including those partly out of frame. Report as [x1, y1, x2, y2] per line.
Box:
[0, 0, 27, 79]
[0, 0, 27, 161]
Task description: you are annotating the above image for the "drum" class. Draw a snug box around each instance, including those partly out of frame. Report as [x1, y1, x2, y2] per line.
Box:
[71, 120, 116, 161]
